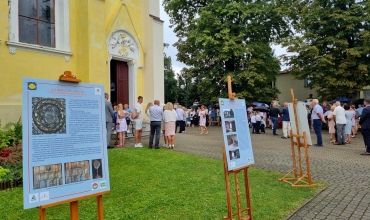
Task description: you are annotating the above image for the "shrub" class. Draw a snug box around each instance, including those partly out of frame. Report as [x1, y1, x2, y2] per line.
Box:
[0, 117, 22, 150]
[0, 166, 10, 182]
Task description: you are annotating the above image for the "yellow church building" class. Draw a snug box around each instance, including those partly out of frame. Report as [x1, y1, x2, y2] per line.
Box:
[0, 0, 164, 124]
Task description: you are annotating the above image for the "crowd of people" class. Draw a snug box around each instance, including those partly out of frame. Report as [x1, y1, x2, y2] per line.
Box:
[105, 93, 370, 155]
[105, 95, 217, 149]
[250, 98, 369, 156]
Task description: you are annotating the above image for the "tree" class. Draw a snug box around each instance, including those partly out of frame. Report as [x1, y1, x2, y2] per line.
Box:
[281, 0, 370, 100]
[163, 0, 290, 103]
[164, 44, 179, 103]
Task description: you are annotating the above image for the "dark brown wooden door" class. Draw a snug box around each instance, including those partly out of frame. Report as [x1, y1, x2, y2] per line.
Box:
[116, 61, 129, 105]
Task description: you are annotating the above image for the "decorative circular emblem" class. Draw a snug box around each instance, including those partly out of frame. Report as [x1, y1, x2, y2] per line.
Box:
[32, 98, 66, 135]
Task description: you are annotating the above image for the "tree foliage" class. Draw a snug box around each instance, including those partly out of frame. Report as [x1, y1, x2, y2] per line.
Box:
[281, 0, 370, 100]
[163, 0, 290, 103]
[164, 44, 179, 103]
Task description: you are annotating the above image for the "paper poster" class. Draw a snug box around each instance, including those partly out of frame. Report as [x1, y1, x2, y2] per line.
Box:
[219, 98, 254, 171]
[22, 78, 110, 209]
[288, 102, 313, 146]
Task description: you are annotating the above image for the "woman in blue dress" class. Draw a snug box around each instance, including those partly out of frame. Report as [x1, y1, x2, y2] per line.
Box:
[344, 105, 353, 144]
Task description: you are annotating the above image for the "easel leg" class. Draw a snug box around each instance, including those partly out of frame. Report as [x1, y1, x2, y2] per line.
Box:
[234, 172, 242, 219]
[70, 201, 79, 220]
[289, 130, 298, 178]
[97, 195, 104, 220]
[223, 148, 233, 220]
[297, 144, 303, 176]
[303, 132, 313, 184]
[244, 167, 252, 219]
[38, 207, 46, 220]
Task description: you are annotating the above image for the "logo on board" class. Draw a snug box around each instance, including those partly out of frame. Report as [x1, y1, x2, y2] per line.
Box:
[221, 101, 225, 105]
[40, 191, 50, 201]
[28, 82, 37, 90]
[100, 181, 106, 188]
[95, 88, 101, 95]
[92, 182, 99, 190]
[29, 193, 39, 203]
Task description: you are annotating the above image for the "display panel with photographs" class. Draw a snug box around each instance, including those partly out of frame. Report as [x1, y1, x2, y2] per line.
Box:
[65, 160, 91, 184]
[225, 120, 236, 133]
[33, 164, 63, 189]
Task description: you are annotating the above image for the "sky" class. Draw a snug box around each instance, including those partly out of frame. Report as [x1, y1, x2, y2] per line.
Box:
[159, 1, 288, 73]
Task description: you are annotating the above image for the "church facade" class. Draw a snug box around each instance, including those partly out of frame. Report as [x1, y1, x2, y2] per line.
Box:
[0, 0, 164, 124]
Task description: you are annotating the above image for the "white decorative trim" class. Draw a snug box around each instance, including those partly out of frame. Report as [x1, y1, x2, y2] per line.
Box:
[108, 29, 141, 66]
[8, 0, 71, 56]
[6, 41, 73, 58]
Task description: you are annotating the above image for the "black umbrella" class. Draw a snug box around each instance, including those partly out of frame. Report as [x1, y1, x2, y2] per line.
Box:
[252, 107, 269, 112]
[354, 99, 364, 105]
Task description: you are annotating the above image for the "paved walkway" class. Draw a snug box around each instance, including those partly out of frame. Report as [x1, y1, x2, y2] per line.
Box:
[115, 125, 370, 219]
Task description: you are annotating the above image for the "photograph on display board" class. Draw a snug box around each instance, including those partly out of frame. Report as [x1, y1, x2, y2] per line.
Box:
[32, 97, 66, 135]
[225, 120, 236, 133]
[65, 160, 91, 184]
[226, 134, 239, 148]
[229, 149, 241, 160]
[92, 159, 103, 179]
[223, 109, 235, 119]
[33, 164, 63, 190]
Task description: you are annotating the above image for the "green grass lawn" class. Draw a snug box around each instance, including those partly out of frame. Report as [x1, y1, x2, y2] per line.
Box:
[0, 148, 322, 219]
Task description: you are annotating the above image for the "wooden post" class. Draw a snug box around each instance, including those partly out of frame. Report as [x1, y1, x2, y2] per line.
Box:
[244, 167, 252, 218]
[70, 201, 79, 220]
[223, 148, 233, 220]
[38, 207, 46, 220]
[97, 195, 104, 220]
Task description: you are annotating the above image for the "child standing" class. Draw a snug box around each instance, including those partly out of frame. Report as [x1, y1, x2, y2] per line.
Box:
[116, 104, 128, 147]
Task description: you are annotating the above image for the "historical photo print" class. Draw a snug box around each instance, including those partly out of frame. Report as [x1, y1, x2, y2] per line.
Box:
[227, 134, 239, 148]
[225, 120, 236, 133]
[65, 160, 91, 184]
[92, 159, 103, 179]
[33, 164, 63, 190]
[229, 149, 241, 161]
[223, 109, 235, 119]
[32, 97, 66, 135]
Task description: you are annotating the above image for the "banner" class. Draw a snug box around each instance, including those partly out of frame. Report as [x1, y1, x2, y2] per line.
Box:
[22, 78, 110, 209]
[219, 98, 254, 171]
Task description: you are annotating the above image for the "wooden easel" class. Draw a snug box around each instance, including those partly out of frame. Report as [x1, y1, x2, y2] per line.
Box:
[279, 89, 317, 187]
[38, 72, 109, 219]
[222, 76, 252, 220]
[38, 191, 109, 220]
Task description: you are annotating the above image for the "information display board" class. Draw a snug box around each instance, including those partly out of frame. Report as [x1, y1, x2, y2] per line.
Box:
[288, 102, 313, 146]
[22, 78, 110, 209]
[219, 98, 254, 171]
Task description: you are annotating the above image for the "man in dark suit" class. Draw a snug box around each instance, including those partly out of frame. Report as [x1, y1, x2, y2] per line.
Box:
[105, 93, 114, 149]
[359, 97, 370, 155]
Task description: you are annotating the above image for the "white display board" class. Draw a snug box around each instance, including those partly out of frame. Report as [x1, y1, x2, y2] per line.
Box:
[288, 102, 312, 146]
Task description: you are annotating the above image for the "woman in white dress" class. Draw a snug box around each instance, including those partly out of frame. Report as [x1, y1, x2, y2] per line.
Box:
[163, 102, 177, 149]
[116, 103, 127, 148]
[199, 105, 208, 135]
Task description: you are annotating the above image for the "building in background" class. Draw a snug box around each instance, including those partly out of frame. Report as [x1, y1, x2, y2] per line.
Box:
[0, 0, 164, 124]
[273, 71, 318, 103]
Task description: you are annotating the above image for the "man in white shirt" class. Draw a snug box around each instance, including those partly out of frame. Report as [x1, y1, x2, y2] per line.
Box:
[132, 96, 143, 147]
[175, 105, 185, 133]
[333, 101, 346, 145]
[311, 99, 326, 146]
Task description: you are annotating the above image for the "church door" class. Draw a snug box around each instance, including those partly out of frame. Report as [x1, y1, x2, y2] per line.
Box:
[112, 60, 129, 105]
